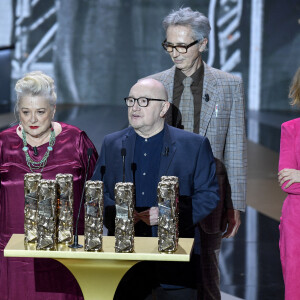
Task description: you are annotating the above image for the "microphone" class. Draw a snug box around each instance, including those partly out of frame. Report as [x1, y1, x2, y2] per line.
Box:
[163, 147, 169, 156]
[205, 94, 209, 102]
[131, 163, 137, 186]
[121, 148, 126, 182]
[33, 146, 38, 156]
[87, 148, 93, 157]
[69, 147, 93, 249]
[100, 165, 106, 181]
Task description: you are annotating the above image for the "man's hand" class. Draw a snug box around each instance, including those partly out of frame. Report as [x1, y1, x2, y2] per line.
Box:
[134, 207, 159, 226]
[221, 209, 241, 238]
[148, 207, 159, 225]
[278, 168, 300, 188]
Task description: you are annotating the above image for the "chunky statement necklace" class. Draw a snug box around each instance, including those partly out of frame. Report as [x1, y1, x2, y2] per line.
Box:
[22, 127, 56, 173]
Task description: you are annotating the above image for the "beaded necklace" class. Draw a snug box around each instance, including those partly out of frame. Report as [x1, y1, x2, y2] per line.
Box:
[22, 127, 56, 173]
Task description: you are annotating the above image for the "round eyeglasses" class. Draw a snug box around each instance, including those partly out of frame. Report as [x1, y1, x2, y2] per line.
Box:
[124, 97, 166, 107]
[162, 39, 200, 54]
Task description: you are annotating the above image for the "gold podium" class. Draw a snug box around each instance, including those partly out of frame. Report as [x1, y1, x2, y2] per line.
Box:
[4, 234, 194, 300]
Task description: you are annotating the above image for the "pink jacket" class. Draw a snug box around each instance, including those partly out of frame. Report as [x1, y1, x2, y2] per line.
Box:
[279, 118, 300, 195]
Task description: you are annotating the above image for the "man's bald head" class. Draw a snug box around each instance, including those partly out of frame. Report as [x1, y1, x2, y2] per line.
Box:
[131, 78, 168, 101]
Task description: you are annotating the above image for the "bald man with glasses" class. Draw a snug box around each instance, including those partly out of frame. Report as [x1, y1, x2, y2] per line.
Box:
[92, 78, 219, 299]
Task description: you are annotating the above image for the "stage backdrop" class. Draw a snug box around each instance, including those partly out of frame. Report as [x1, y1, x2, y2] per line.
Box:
[7, 0, 300, 110]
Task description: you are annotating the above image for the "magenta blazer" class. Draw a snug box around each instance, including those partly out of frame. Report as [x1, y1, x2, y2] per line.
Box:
[279, 118, 300, 194]
[279, 118, 300, 300]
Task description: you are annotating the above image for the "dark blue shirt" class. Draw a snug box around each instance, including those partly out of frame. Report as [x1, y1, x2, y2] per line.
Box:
[133, 129, 164, 208]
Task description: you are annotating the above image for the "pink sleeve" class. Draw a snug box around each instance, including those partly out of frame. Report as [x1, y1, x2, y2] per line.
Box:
[0, 136, 2, 197]
[279, 121, 300, 194]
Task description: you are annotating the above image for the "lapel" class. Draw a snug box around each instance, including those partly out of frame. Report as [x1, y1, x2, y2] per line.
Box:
[121, 127, 136, 182]
[158, 124, 176, 178]
[199, 62, 219, 136]
[162, 66, 176, 103]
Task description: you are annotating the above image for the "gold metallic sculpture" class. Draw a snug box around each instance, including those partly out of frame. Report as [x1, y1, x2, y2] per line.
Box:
[36, 179, 57, 250]
[157, 176, 179, 253]
[84, 180, 104, 251]
[24, 173, 42, 243]
[114, 182, 135, 253]
[56, 174, 74, 244]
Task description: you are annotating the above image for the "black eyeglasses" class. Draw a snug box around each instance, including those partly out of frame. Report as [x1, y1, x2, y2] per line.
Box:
[124, 97, 166, 107]
[162, 39, 200, 54]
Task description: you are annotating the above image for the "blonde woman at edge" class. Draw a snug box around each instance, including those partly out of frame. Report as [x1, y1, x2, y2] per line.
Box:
[278, 67, 300, 300]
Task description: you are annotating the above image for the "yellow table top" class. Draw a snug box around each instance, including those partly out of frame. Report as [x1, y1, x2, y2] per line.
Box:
[4, 234, 194, 262]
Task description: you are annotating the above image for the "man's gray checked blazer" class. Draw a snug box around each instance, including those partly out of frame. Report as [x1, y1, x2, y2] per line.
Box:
[147, 62, 247, 231]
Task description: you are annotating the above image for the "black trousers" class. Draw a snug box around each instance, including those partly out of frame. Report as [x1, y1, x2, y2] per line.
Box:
[114, 261, 156, 300]
[114, 256, 200, 300]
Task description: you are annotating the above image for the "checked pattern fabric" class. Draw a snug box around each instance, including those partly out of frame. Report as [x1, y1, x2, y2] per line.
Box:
[179, 76, 194, 132]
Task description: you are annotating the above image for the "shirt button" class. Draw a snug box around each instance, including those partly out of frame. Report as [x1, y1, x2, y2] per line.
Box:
[145, 139, 148, 142]
[142, 192, 145, 195]
[144, 153, 147, 156]
[143, 172, 146, 176]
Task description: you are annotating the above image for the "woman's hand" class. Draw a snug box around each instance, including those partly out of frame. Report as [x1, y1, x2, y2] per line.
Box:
[278, 168, 300, 188]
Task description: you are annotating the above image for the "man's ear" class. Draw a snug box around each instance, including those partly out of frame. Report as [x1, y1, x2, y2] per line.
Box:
[160, 101, 170, 117]
[199, 38, 208, 53]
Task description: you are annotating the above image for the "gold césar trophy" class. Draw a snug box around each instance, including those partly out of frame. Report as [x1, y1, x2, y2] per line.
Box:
[114, 148, 135, 253]
[84, 180, 104, 251]
[56, 174, 74, 245]
[157, 176, 179, 253]
[36, 179, 58, 250]
[24, 173, 42, 243]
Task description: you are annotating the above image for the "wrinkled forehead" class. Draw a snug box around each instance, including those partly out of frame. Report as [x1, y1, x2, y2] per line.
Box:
[19, 95, 51, 109]
[166, 25, 194, 41]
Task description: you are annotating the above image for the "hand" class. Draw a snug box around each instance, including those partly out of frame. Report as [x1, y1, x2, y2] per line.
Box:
[278, 168, 300, 188]
[133, 210, 142, 224]
[221, 209, 241, 238]
[133, 207, 159, 226]
[148, 207, 159, 225]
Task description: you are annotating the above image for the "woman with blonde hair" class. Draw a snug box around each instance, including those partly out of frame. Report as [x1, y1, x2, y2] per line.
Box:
[0, 71, 98, 299]
[278, 67, 300, 300]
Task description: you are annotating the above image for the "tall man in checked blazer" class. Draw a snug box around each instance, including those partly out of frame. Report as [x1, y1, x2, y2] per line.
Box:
[146, 7, 247, 300]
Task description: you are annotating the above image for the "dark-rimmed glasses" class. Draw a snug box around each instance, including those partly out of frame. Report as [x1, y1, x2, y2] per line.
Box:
[124, 97, 166, 107]
[162, 39, 200, 54]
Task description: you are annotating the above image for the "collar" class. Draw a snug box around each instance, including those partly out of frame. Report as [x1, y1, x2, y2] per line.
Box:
[135, 127, 164, 142]
[175, 60, 204, 86]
